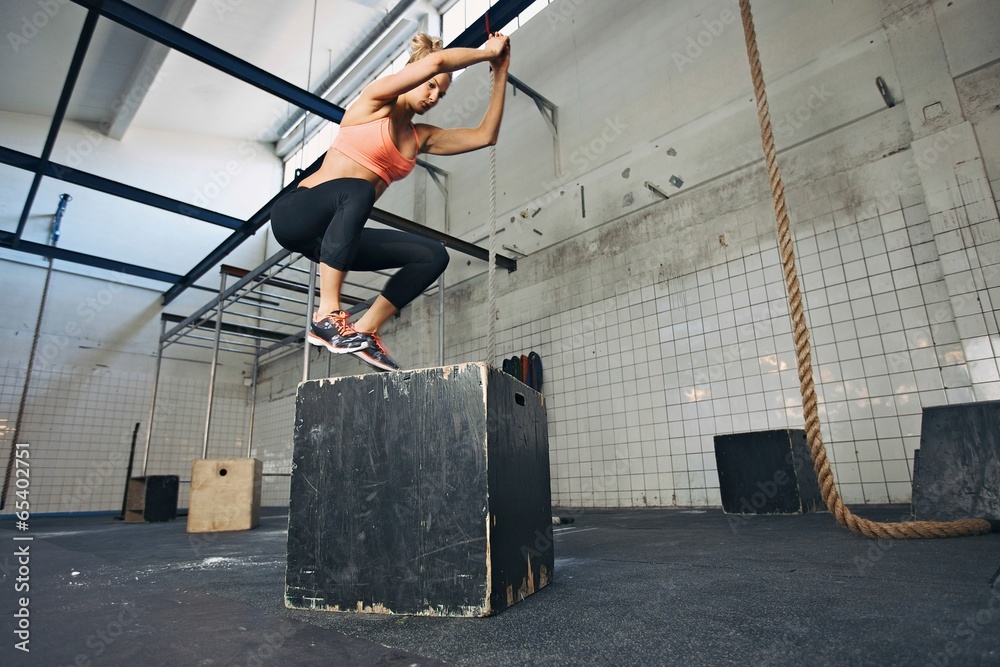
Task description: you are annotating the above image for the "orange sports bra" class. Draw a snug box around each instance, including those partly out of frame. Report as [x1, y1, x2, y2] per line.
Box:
[331, 117, 419, 186]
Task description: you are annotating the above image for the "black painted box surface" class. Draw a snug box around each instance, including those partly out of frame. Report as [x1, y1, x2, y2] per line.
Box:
[713, 429, 823, 514]
[912, 400, 1000, 521]
[285, 362, 552, 617]
[126, 475, 178, 522]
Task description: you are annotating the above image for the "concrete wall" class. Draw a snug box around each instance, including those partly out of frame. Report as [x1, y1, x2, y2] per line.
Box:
[311, 0, 1000, 508]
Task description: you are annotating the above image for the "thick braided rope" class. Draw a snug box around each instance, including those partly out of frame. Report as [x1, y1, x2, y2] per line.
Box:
[487, 68, 498, 367]
[738, 0, 989, 539]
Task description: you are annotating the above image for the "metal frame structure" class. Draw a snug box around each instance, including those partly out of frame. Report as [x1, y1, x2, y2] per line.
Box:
[0, 0, 532, 303]
[3, 0, 560, 476]
[139, 238, 482, 475]
[141, 249, 363, 474]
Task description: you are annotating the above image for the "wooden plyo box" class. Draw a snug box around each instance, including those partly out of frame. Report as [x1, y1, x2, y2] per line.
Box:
[913, 400, 1000, 521]
[285, 362, 553, 617]
[713, 429, 823, 514]
[186, 458, 263, 533]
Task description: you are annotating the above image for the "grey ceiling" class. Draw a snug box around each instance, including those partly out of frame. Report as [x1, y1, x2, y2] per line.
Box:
[0, 0, 446, 143]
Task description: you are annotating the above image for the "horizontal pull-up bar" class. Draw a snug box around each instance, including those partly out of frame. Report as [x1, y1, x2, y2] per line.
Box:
[0, 145, 245, 231]
[161, 312, 299, 346]
[369, 208, 517, 273]
[220, 264, 367, 306]
[0, 230, 185, 285]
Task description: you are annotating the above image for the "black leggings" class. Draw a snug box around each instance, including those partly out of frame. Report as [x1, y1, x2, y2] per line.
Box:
[270, 178, 449, 310]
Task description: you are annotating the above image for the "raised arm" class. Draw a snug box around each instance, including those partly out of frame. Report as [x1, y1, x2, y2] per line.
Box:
[418, 37, 511, 156]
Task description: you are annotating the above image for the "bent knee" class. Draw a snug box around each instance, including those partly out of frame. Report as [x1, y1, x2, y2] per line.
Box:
[430, 242, 450, 272]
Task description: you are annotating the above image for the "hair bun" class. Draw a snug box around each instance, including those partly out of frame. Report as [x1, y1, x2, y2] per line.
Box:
[408, 32, 444, 63]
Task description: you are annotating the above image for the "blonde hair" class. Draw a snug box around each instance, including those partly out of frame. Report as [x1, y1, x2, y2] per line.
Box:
[408, 32, 443, 64]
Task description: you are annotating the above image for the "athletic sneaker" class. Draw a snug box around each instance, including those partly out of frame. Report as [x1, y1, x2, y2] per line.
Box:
[307, 311, 368, 354]
[351, 331, 400, 372]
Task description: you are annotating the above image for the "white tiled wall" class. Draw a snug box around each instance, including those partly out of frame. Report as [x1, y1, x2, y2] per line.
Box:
[0, 361, 149, 514]
[400, 146, 1000, 510]
[249, 392, 294, 508]
[249, 349, 303, 507]
[145, 374, 252, 509]
[0, 359, 251, 513]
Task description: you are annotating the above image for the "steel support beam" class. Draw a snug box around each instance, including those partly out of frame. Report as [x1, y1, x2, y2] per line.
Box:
[13, 3, 101, 245]
[0, 146, 244, 231]
[0, 230, 184, 285]
[160, 313, 298, 345]
[447, 0, 539, 48]
[71, 0, 347, 125]
[368, 208, 516, 272]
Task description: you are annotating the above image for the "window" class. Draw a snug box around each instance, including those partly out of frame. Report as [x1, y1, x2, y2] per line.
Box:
[442, 0, 552, 43]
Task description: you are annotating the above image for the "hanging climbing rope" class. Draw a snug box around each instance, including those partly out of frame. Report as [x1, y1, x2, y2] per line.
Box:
[299, 0, 318, 177]
[486, 7, 499, 367]
[1, 194, 71, 511]
[738, 0, 990, 538]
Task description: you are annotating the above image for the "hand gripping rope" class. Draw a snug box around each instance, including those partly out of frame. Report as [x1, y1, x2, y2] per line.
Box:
[738, 0, 990, 538]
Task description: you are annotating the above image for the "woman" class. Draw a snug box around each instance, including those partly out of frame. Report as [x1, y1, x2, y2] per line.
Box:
[270, 31, 511, 372]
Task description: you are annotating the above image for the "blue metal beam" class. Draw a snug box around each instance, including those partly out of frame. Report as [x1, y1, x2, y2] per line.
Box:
[448, 0, 539, 48]
[369, 207, 516, 272]
[0, 230, 184, 285]
[0, 146, 244, 230]
[13, 3, 101, 244]
[72, 0, 346, 124]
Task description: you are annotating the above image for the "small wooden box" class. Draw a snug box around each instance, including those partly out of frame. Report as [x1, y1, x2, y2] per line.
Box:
[186, 458, 263, 533]
[285, 363, 553, 617]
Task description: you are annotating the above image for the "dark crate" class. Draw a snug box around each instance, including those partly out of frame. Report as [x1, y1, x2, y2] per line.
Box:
[285, 363, 552, 616]
[713, 429, 823, 514]
[913, 400, 1000, 521]
[125, 475, 178, 523]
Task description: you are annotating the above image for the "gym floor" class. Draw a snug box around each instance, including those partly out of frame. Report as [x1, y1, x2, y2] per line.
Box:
[3, 506, 998, 666]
